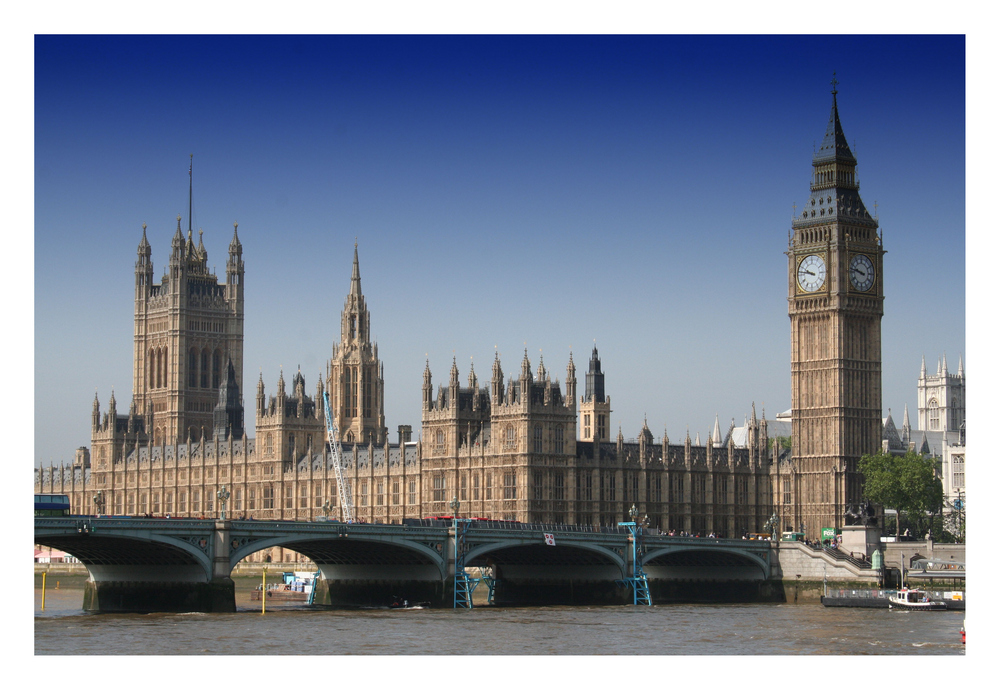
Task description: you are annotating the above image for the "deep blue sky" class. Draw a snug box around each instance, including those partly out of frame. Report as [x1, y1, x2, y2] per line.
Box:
[33, 35, 966, 466]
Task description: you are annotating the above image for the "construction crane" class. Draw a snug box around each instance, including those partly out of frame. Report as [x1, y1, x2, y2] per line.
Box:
[322, 391, 355, 523]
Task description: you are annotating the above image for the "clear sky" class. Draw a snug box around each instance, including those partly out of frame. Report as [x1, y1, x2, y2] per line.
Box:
[32, 34, 966, 466]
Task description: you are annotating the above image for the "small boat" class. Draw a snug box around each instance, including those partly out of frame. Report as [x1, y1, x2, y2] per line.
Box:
[389, 595, 429, 609]
[251, 571, 319, 602]
[888, 588, 948, 611]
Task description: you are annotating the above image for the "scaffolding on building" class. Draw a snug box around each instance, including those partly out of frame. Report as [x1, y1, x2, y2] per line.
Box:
[616, 505, 652, 605]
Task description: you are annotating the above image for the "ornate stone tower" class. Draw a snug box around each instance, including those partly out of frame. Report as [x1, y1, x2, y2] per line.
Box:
[787, 78, 884, 537]
[579, 345, 612, 442]
[917, 354, 965, 434]
[326, 243, 387, 445]
[130, 162, 245, 445]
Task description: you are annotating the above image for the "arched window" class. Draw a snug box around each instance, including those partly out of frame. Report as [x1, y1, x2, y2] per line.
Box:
[212, 350, 221, 388]
[265, 433, 273, 456]
[533, 425, 543, 453]
[155, 347, 163, 388]
[435, 429, 445, 449]
[189, 348, 198, 387]
[504, 425, 516, 450]
[200, 349, 210, 388]
[928, 398, 940, 430]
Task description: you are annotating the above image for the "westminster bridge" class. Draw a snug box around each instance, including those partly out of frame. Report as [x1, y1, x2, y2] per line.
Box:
[34, 517, 777, 612]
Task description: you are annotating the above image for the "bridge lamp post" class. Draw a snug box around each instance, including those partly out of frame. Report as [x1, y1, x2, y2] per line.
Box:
[765, 512, 778, 541]
[322, 499, 332, 519]
[93, 490, 105, 518]
[217, 485, 231, 521]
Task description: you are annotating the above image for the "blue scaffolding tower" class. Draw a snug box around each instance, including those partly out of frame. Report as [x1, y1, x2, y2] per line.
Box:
[616, 507, 652, 605]
[453, 516, 480, 608]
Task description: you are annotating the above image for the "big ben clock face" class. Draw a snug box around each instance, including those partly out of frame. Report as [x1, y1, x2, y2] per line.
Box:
[849, 253, 875, 292]
[796, 254, 827, 292]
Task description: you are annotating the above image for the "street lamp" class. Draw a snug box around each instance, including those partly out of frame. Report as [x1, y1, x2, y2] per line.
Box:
[322, 499, 332, 519]
[765, 512, 778, 541]
[93, 490, 105, 517]
[449, 495, 460, 518]
[217, 485, 231, 521]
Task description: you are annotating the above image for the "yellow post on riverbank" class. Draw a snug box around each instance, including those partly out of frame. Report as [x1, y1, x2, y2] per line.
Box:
[41, 572, 46, 611]
[261, 567, 266, 615]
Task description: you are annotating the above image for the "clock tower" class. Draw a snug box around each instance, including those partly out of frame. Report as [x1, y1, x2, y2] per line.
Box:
[786, 78, 884, 538]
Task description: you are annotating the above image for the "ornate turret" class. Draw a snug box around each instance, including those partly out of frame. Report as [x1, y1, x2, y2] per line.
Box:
[213, 358, 244, 441]
[256, 371, 266, 414]
[491, 351, 504, 405]
[422, 360, 433, 410]
[135, 224, 153, 297]
[226, 222, 244, 300]
[584, 345, 605, 403]
[565, 352, 577, 412]
[579, 344, 611, 442]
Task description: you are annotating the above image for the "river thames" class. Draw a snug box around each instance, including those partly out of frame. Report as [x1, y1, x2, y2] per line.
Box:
[34, 576, 965, 656]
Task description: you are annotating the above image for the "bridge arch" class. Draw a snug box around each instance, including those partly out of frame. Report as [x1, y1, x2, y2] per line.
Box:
[642, 544, 770, 579]
[35, 528, 215, 579]
[228, 533, 447, 578]
[463, 538, 627, 574]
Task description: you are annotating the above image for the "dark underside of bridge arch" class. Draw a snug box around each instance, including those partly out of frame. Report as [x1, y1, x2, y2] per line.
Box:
[645, 550, 758, 568]
[35, 536, 200, 566]
[643, 550, 782, 603]
[277, 539, 438, 566]
[466, 544, 626, 606]
[465, 544, 617, 568]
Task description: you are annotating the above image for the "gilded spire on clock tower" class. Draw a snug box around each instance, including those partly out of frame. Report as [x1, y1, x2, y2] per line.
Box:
[786, 76, 885, 538]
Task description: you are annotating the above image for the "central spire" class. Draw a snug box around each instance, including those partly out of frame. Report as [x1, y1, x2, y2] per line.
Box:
[350, 240, 362, 296]
[814, 74, 857, 167]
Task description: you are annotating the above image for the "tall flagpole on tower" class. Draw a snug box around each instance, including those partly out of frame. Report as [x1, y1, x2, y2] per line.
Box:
[188, 154, 193, 236]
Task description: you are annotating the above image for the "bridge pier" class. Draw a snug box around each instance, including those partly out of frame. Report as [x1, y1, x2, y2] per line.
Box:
[83, 576, 236, 613]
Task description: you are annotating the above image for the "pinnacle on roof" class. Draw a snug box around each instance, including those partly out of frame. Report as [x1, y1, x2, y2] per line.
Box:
[350, 241, 362, 296]
[138, 223, 151, 255]
[229, 222, 242, 253]
[172, 215, 184, 246]
[813, 73, 857, 166]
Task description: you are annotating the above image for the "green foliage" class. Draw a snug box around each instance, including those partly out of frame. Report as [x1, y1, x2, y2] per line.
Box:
[768, 436, 791, 451]
[860, 450, 944, 535]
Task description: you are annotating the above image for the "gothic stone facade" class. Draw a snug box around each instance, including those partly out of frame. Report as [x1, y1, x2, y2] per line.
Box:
[36, 230, 778, 539]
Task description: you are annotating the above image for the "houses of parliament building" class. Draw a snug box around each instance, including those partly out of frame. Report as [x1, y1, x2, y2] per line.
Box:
[36, 84, 886, 543]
